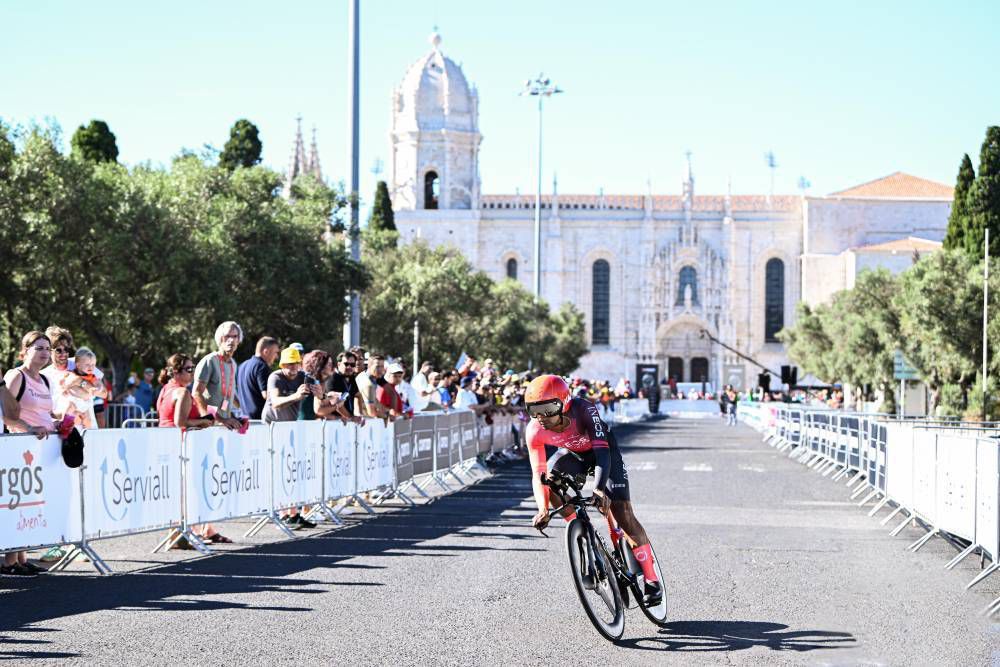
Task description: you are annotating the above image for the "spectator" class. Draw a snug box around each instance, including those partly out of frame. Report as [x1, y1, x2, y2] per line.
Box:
[455, 375, 479, 410]
[192, 321, 243, 429]
[411, 361, 432, 395]
[300, 349, 342, 420]
[2, 331, 57, 576]
[57, 346, 105, 429]
[262, 346, 317, 423]
[325, 351, 362, 422]
[377, 362, 407, 420]
[40, 326, 76, 421]
[725, 386, 738, 426]
[355, 354, 387, 418]
[435, 372, 454, 411]
[156, 353, 230, 547]
[135, 368, 156, 414]
[396, 368, 427, 413]
[123, 378, 138, 407]
[236, 336, 279, 420]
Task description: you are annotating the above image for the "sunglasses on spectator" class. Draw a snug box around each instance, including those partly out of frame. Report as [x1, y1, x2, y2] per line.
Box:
[181, 366, 195, 372]
[526, 400, 563, 418]
[53, 346, 74, 354]
[342, 362, 356, 367]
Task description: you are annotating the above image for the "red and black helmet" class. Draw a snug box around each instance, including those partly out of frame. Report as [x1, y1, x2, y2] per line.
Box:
[524, 374, 571, 414]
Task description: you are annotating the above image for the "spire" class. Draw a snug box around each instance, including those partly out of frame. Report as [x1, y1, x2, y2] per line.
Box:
[307, 125, 322, 181]
[285, 116, 307, 198]
[682, 151, 694, 243]
[550, 173, 559, 220]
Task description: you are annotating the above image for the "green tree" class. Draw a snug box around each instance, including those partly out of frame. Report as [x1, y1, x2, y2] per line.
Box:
[779, 302, 836, 383]
[70, 119, 119, 163]
[894, 249, 984, 412]
[218, 119, 262, 171]
[967, 126, 1000, 258]
[943, 153, 974, 252]
[368, 180, 396, 232]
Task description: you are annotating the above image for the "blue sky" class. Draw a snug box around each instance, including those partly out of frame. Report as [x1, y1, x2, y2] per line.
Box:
[3, 0, 998, 210]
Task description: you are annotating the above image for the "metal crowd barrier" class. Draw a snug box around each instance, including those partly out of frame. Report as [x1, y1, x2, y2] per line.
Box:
[738, 402, 1000, 616]
[0, 408, 511, 575]
[611, 398, 652, 424]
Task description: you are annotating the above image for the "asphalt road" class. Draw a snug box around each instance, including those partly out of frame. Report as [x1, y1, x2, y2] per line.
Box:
[1, 417, 999, 665]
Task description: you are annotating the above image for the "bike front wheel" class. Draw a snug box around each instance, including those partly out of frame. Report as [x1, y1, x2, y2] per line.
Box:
[565, 518, 625, 641]
[635, 542, 669, 627]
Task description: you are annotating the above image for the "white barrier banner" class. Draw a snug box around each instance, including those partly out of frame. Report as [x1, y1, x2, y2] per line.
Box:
[326, 421, 356, 498]
[0, 434, 81, 550]
[357, 420, 394, 491]
[271, 421, 323, 510]
[976, 439, 1000, 560]
[185, 426, 269, 524]
[911, 429, 937, 519]
[934, 433, 977, 542]
[84, 428, 182, 538]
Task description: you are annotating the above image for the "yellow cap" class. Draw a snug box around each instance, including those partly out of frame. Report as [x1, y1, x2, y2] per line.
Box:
[279, 347, 302, 365]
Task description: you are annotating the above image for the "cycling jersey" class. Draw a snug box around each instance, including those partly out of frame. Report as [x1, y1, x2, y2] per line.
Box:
[527, 397, 613, 507]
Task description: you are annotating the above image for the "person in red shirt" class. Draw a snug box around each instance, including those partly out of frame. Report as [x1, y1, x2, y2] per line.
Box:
[377, 363, 407, 420]
[525, 374, 661, 606]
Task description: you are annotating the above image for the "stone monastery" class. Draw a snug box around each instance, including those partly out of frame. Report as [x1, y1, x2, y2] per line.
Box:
[381, 33, 954, 388]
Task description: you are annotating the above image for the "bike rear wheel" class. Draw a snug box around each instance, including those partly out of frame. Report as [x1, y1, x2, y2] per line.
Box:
[623, 541, 668, 626]
[565, 518, 625, 641]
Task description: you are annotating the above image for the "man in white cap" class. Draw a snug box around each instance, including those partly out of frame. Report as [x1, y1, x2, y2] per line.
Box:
[376, 362, 407, 420]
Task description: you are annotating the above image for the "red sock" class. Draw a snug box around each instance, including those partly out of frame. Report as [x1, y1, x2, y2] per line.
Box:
[632, 544, 658, 582]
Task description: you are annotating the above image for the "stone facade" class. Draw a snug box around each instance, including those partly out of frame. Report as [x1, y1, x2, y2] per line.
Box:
[385, 35, 953, 389]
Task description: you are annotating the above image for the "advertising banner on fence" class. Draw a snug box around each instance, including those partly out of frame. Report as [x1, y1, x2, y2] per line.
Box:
[326, 421, 356, 499]
[410, 417, 435, 476]
[83, 428, 182, 539]
[393, 420, 414, 484]
[435, 413, 454, 471]
[357, 420, 394, 491]
[934, 433, 977, 542]
[976, 439, 1000, 561]
[0, 433, 82, 551]
[459, 410, 477, 462]
[271, 421, 324, 510]
[185, 426, 270, 524]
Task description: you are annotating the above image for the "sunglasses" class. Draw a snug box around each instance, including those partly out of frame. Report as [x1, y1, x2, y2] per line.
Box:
[53, 346, 74, 354]
[526, 400, 563, 418]
[342, 362, 356, 367]
[181, 366, 195, 372]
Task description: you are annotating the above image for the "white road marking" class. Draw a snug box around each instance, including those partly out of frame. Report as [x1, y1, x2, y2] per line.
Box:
[682, 463, 713, 472]
[738, 464, 767, 473]
[630, 461, 658, 471]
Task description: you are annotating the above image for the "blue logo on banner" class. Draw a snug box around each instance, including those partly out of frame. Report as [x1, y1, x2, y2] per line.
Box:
[100, 439, 130, 520]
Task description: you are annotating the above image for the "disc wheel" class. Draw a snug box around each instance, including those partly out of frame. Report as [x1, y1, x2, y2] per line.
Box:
[564, 518, 625, 641]
[631, 542, 669, 627]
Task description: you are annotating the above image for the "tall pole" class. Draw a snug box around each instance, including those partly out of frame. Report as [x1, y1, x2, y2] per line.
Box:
[344, 0, 361, 348]
[521, 74, 562, 301]
[984, 227, 990, 420]
[533, 94, 543, 300]
[413, 320, 420, 376]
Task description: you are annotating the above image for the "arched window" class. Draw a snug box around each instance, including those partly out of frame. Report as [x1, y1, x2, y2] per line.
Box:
[506, 258, 518, 280]
[676, 266, 698, 305]
[424, 171, 439, 209]
[765, 258, 785, 342]
[592, 260, 610, 345]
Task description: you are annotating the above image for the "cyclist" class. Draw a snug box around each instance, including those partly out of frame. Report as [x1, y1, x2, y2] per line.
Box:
[526, 374, 662, 606]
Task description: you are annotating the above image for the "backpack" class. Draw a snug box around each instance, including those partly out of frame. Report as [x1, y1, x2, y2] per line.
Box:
[14, 369, 50, 402]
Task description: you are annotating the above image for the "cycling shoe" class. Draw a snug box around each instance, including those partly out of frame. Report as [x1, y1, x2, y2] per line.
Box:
[642, 581, 663, 607]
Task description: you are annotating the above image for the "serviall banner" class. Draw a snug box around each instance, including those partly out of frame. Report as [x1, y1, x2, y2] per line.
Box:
[0, 434, 82, 551]
[83, 428, 182, 538]
[271, 421, 323, 510]
[185, 426, 269, 524]
[357, 419, 394, 492]
[326, 421, 356, 499]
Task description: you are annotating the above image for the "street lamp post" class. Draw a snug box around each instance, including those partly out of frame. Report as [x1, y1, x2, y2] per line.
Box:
[521, 74, 562, 301]
[344, 0, 361, 349]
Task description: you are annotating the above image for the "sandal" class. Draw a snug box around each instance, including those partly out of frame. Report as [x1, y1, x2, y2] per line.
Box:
[208, 534, 233, 544]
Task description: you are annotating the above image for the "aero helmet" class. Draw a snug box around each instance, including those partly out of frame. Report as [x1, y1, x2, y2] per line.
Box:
[524, 374, 571, 413]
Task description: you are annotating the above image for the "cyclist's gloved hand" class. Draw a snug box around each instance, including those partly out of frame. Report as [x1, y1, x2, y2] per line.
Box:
[591, 489, 611, 514]
[532, 509, 551, 530]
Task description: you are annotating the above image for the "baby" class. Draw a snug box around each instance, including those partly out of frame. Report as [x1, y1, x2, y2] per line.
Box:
[59, 347, 107, 429]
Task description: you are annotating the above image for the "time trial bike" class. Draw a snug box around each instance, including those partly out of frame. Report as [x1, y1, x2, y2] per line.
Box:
[538, 470, 668, 641]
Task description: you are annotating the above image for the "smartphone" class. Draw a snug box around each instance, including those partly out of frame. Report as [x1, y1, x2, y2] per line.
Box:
[339, 391, 351, 402]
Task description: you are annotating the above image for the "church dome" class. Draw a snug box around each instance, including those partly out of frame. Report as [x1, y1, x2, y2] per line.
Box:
[395, 32, 477, 133]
